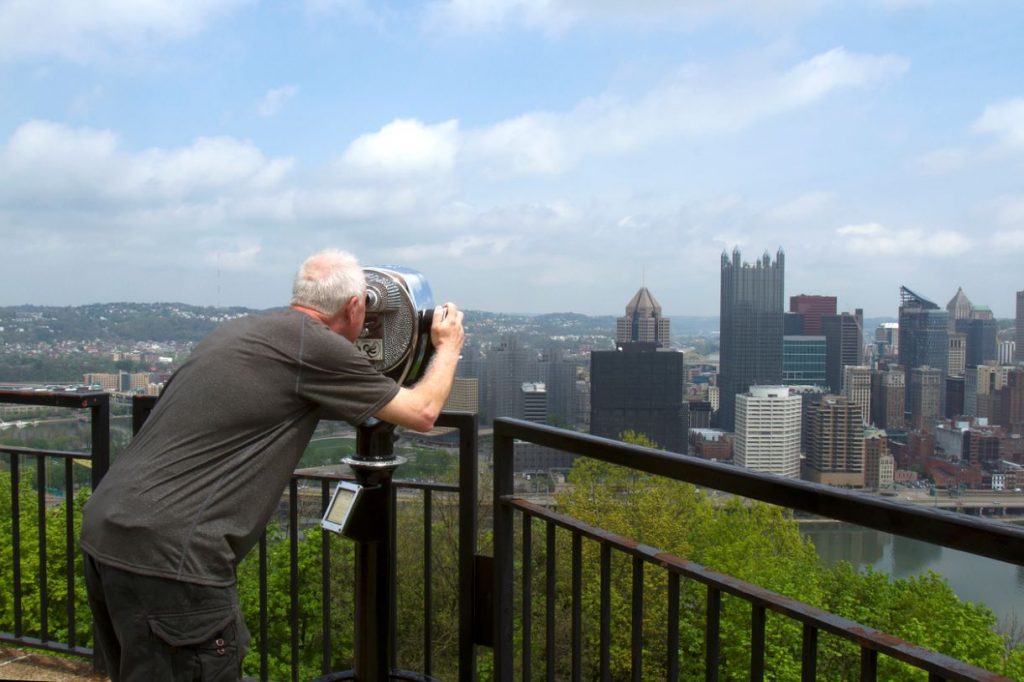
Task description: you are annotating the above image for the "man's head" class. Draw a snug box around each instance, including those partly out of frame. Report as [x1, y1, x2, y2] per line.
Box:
[292, 249, 366, 340]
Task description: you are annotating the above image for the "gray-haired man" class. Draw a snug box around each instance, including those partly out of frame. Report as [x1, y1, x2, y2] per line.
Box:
[81, 249, 464, 681]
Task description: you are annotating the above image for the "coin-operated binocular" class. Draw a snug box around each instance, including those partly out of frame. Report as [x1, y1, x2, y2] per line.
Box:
[318, 266, 441, 682]
[356, 266, 437, 388]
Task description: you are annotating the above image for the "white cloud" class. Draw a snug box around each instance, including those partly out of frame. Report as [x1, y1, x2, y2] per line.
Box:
[203, 241, 263, 270]
[972, 98, 1024, 150]
[836, 222, 972, 257]
[465, 114, 570, 175]
[462, 48, 907, 176]
[914, 148, 971, 175]
[0, 0, 247, 61]
[384, 234, 519, 262]
[0, 120, 294, 207]
[340, 119, 459, 178]
[425, 0, 823, 35]
[764, 191, 836, 223]
[992, 231, 1024, 251]
[258, 85, 299, 117]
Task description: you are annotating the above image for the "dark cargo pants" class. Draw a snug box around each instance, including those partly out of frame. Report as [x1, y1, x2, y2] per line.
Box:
[84, 553, 251, 682]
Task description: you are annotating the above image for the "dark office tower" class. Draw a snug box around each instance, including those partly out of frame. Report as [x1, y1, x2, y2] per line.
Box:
[945, 376, 965, 418]
[955, 317, 998, 368]
[590, 346, 687, 452]
[616, 287, 670, 348]
[898, 287, 949, 413]
[909, 366, 942, 433]
[1017, 290, 1024, 364]
[803, 395, 865, 488]
[790, 294, 837, 335]
[821, 309, 863, 393]
[719, 248, 785, 432]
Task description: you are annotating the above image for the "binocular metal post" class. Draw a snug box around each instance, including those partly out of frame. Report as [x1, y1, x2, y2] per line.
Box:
[317, 421, 437, 682]
[347, 421, 402, 681]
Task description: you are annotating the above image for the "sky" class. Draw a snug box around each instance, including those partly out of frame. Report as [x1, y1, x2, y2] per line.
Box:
[1, 0, 1022, 318]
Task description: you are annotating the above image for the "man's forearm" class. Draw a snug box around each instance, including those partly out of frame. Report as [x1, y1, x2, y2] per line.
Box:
[374, 345, 461, 431]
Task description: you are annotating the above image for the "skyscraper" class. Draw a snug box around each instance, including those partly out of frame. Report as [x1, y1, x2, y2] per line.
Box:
[538, 349, 579, 428]
[945, 287, 973, 330]
[616, 287, 671, 348]
[783, 335, 827, 387]
[590, 346, 687, 452]
[520, 382, 548, 424]
[1016, 290, 1024, 364]
[863, 428, 895, 490]
[718, 248, 785, 432]
[871, 367, 905, 431]
[947, 332, 966, 377]
[843, 365, 872, 424]
[789, 294, 837, 335]
[487, 336, 538, 422]
[803, 395, 865, 487]
[875, 322, 899, 364]
[734, 385, 801, 478]
[821, 310, 863, 393]
[909, 366, 942, 433]
[955, 317, 997, 369]
[898, 287, 948, 413]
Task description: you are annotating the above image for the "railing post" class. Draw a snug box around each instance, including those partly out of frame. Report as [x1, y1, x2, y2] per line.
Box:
[493, 420, 515, 682]
[89, 394, 110, 489]
[449, 412, 479, 682]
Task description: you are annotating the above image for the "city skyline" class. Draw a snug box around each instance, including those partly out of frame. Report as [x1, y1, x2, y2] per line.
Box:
[1, 3, 1023, 316]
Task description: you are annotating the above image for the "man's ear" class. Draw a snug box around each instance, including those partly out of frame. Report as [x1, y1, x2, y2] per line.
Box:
[344, 294, 361, 319]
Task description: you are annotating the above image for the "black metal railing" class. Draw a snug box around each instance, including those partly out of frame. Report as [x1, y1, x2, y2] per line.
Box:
[1, 390, 479, 681]
[0, 389, 109, 658]
[492, 418, 1024, 682]
[7, 386, 1024, 681]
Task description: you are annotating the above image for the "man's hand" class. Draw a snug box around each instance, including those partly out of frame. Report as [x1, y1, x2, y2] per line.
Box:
[374, 301, 465, 432]
[432, 303, 465, 353]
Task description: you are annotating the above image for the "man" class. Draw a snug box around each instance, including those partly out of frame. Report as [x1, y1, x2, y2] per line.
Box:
[80, 249, 465, 681]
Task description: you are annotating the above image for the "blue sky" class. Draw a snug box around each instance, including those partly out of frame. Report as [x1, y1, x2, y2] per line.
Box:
[1, 0, 1022, 317]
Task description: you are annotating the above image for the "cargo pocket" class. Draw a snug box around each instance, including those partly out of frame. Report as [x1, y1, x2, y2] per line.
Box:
[148, 604, 245, 682]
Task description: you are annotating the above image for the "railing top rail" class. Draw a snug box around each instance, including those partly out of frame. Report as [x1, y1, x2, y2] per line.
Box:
[508, 497, 1014, 682]
[0, 445, 91, 459]
[493, 418, 1024, 567]
[0, 389, 108, 408]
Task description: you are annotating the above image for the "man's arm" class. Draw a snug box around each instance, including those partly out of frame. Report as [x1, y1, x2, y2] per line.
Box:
[374, 303, 465, 432]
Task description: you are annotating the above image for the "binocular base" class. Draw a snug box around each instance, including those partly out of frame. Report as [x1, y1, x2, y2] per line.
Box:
[310, 669, 440, 681]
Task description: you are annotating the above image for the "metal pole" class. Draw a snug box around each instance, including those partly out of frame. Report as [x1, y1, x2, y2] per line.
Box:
[346, 421, 404, 682]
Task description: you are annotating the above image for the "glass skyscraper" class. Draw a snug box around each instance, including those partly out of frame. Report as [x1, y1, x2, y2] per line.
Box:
[782, 335, 827, 387]
[898, 286, 948, 413]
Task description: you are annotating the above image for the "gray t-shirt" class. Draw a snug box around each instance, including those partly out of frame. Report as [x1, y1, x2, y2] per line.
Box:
[81, 309, 400, 586]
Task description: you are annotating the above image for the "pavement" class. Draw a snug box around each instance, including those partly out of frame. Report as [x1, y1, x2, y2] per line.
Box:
[0, 647, 105, 682]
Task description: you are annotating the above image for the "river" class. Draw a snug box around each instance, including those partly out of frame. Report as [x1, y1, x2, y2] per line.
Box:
[802, 521, 1024, 625]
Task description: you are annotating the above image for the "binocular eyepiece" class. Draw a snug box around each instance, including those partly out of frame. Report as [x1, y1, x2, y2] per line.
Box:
[356, 266, 436, 386]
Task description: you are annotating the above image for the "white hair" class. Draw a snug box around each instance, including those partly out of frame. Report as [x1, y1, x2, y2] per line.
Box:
[291, 249, 365, 315]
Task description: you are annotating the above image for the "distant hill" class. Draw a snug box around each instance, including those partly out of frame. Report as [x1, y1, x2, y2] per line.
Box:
[0, 304, 723, 346]
[0, 303, 259, 344]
